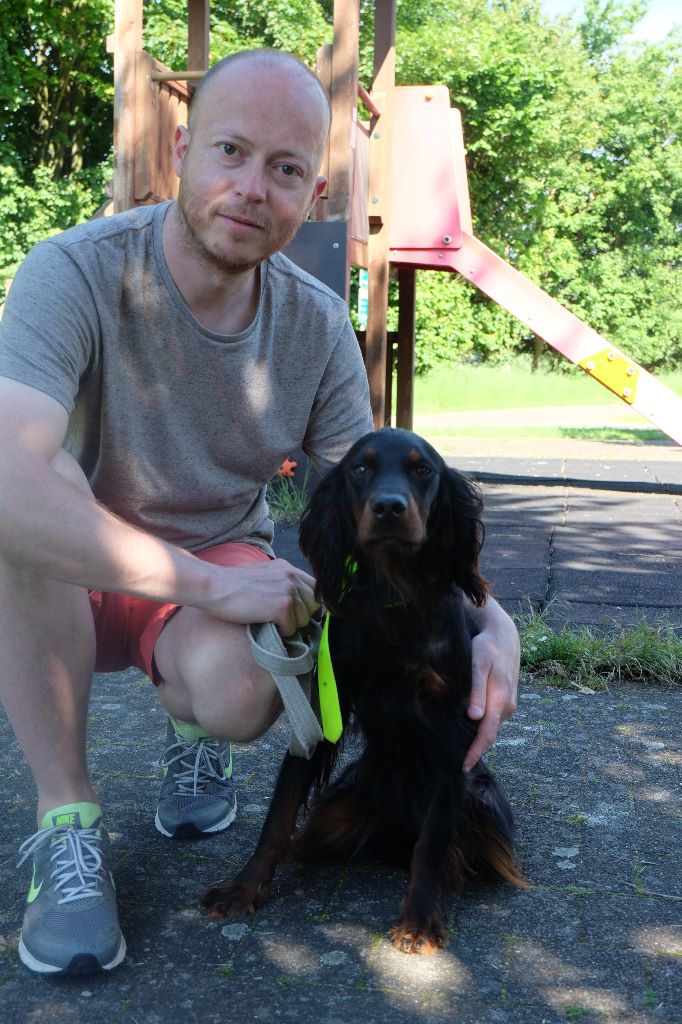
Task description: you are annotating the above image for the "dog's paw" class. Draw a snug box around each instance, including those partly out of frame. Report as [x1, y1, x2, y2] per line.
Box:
[199, 880, 270, 918]
[390, 917, 448, 955]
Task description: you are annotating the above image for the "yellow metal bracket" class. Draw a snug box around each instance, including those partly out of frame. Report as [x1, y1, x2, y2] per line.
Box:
[579, 348, 639, 405]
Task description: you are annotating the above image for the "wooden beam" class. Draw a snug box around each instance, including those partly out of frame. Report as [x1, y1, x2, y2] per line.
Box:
[326, 0, 359, 223]
[384, 330, 394, 423]
[187, 0, 210, 70]
[311, 43, 332, 217]
[111, 0, 143, 213]
[365, 0, 396, 427]
[133, 51, 156, 202]
[151, 70, 205, 81]
[395, 267, 416, 429]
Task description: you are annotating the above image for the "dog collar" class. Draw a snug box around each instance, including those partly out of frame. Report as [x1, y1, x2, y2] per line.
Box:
[317, 612, 343, 742]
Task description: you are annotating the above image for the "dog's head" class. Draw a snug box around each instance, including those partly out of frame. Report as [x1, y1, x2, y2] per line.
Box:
[299, 428, 489, 613]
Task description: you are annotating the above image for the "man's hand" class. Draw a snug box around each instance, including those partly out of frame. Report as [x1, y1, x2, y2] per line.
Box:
[203, 558, 320, 637]
[463, 598, 520, 773]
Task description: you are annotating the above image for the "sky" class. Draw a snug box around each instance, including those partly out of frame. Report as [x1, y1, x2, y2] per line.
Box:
[541, 0, 681, 42]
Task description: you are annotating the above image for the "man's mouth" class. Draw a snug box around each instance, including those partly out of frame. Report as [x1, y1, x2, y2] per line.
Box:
[220, 212, 265, 231]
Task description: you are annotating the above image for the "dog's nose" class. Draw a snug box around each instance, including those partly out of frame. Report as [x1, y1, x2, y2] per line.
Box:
[370, 493, 408, 520]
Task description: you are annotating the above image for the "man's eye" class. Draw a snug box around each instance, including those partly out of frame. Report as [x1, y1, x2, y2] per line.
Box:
[222, 143, 238, 156]
[280, 164, 302, 178]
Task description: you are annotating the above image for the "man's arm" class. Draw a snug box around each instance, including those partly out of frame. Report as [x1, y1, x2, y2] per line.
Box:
[0, 378, 318, 635]
[463, 595, 520, 772]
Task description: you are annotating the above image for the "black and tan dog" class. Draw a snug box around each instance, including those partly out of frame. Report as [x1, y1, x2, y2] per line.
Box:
[201, 428, 525, 953]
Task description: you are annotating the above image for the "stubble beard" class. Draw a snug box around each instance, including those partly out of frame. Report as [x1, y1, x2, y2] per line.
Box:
[176, 181, 302, 276]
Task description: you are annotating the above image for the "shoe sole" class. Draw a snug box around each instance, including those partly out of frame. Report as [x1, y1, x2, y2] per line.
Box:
[154, 797, 237, 839]
[18, 933, 127, 975]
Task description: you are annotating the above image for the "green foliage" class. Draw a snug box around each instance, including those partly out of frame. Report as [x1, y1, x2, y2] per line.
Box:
[143, 0, 331, 68]
[0, 0, 114, 179]
[0, 0, 113, 291]
[579, 0, 649, 62]
[0, 162, 111, 285]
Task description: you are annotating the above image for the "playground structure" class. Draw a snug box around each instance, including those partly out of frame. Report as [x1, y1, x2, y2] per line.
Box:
[108, 0, 682, 445]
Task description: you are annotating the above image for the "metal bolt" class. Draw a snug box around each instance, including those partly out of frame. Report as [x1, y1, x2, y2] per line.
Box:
[626, 367, 635, 376]
[371, 197, 379, 205]
[374, 132, 381, 140]
[442, 235, 452, 244]
[332, 242, 339, 250]
[623, 388, 632, 397]
[586, 360, 596, 370]
[608, 351, 616, 361]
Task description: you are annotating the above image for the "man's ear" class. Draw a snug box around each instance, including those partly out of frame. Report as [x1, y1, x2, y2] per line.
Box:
[172, 125, 190, 178]
[307, 175, 327, 216]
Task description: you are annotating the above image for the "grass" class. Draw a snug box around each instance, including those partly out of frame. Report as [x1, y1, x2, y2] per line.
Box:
[558, 427, 664, 443]
[412, 359, 682, 415]
[266, 464, 312, 524]
[423, 424, 668, 443]
[517, 608, 682, 690]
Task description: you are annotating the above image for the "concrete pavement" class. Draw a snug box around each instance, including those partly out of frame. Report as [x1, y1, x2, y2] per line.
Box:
[0, 428, 680, 1023]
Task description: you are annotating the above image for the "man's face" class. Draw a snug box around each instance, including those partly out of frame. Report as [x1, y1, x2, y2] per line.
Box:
[173, 60, 328, 275]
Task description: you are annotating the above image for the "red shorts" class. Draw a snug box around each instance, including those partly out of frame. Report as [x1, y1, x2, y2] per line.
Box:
[89, 541, 272, 685]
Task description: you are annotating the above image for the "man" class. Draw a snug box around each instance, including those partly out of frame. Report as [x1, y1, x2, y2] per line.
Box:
[0, 49, 519, 976]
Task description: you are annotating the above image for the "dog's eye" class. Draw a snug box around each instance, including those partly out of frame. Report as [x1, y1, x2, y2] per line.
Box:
[351, 465, 369, 477]
[414, 465, 432, 477]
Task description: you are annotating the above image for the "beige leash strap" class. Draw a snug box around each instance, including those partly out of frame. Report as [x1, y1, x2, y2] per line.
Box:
[247, 620, 323, 759]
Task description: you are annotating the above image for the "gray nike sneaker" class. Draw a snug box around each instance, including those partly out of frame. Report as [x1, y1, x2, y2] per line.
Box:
[155, 718, 237, 838]
[17, 803, 126, 975]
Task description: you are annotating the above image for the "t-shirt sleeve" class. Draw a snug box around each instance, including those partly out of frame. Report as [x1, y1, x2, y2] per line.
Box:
[0, 240, 98, 414]
[303, 316, 373, 474]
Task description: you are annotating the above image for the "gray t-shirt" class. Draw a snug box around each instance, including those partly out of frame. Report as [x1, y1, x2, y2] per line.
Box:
[0, 202, 372, 551]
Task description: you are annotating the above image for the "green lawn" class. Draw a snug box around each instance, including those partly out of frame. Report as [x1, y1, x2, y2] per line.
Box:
[413, 361, 682, 414]
[422, 425, 666, 444]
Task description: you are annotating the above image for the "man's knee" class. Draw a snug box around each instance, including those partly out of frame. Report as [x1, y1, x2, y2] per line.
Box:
[199, 677, 282, 742]
[169, 669, 281, 743]
[155, 610, 282, 742]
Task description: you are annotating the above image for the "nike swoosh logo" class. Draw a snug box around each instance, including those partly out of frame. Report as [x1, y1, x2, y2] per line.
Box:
[27, 870, 43, 904]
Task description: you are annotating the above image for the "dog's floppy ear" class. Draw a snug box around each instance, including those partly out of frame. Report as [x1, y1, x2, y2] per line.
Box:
[426, 467, 489, 606]
[299, 464, 356, 614]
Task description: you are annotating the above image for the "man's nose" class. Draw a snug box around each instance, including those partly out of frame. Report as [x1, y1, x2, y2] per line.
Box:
[234, 161, 267, 203]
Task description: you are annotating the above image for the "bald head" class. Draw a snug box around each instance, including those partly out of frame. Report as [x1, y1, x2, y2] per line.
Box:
[189, 49, 330, 159]
[170, 46, 331, 277]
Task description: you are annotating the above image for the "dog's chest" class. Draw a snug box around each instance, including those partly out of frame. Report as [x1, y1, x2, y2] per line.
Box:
[328, 604, 471, 732]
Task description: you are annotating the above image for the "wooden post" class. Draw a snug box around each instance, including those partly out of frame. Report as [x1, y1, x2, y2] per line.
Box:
[384, 331, 394, 422]
[365, 0, 396, 427]
[396, 267, 416, 429]
[188, 0, 210, 71]
[110, 0, 143, 213]
[326, 0, 359, 222]
[323, 0, 360, 300]
[312, 43, 333, 219]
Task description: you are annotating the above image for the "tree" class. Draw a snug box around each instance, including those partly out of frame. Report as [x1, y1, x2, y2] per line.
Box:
[0, 1, 114, 286]
[1, 0, 113, 179]
[142, 0, 331, 68]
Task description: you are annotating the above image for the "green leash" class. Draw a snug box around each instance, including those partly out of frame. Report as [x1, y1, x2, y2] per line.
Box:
[315, 556, 359, 743]
[316, 612, 343, 742]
